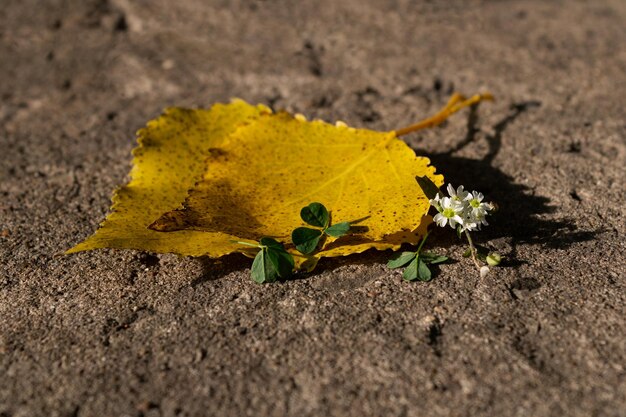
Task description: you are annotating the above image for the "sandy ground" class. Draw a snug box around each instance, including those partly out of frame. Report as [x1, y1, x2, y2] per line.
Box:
[1, 0, 625, 416]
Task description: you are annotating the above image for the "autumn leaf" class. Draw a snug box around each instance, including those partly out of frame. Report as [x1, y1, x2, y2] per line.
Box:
[68, 93, 492, 270]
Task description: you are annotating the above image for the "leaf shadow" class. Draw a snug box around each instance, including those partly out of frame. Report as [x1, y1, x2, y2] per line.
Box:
[421, 100, 598, 260]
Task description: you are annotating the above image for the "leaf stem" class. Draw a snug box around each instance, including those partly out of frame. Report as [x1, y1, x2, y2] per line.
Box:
[464, 230, 481, 269]
[394, 93, 493, 137]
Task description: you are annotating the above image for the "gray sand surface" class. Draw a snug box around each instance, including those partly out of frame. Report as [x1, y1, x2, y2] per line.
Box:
[1, 1, 625, 416]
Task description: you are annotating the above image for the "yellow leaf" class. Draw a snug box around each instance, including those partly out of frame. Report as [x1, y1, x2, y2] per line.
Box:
[68, 93, 492, 269]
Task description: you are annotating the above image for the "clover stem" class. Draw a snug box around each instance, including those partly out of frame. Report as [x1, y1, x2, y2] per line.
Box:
[464, 230, 481, 269]
[394, 93, 494, 137]
[233, 240, 262, 248]
[416, 230, 430, 254]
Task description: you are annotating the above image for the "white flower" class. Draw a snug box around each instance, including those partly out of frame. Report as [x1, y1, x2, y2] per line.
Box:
[462, 217, 481, 232]
[428, 184, 494, 232]
[465, 191, 491, 218]
[432, 196, 465, 229]
[462, 210, 489, 231]
[447, 184, 469, 202]
[460, 190, 493, 231]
